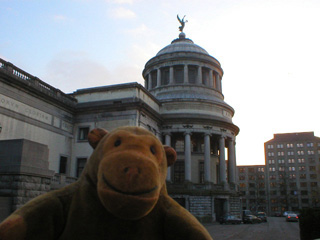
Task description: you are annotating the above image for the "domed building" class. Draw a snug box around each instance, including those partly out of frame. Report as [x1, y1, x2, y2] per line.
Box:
[142, 32, 240, 221]
[0, 24, 240, 222]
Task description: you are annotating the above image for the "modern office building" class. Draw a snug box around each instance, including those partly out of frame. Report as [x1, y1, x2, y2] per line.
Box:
[0, 30, 240, 222]
[237, 165, 268, 213]
[265, 132, 320, 215]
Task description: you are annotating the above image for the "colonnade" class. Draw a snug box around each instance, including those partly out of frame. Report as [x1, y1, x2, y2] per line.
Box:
[146, 65, 222, 91]
[164, 131, 237, 184]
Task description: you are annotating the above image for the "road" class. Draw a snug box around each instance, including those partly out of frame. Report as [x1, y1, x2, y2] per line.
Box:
[205, 217, 300, 240]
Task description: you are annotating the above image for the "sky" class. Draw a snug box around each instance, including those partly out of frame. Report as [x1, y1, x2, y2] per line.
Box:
[1, 0, 320, 166]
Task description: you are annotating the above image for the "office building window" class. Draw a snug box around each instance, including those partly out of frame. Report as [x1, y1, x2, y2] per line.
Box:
[297, 150, 304, 155]
[310, 166, 316, 172]
[173, 161, 185, 183]
[287, 143, 293, 148]
[298, 158, 305, 163]
[307, 142, 314, 147]
[77, 158, 87, 177]
[288, 158, 295, 164]
[78, 127, 90, 141]
[59, 156, 67, 174]
[297, 143, 304, 148]
[267, 144, 274, 149]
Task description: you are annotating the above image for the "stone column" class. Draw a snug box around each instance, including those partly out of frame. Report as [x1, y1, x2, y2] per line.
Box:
[184, 132, 192, 182]
[184, 65, 189, 83]
[228, 139, 236, 183]
[219, 135, 227, 183]
[157, 68, 161, 87]
[204, 133, 211, 182]
[164, 133, 172, 182]
[197, 66, 202, 84]
[169, 66, 174, 84]
[148, 73, 152, 90]
[209, 69, 214, 87]
[215, 73, 221, 91]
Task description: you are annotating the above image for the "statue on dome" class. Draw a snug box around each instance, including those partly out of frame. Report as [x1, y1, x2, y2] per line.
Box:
[177, 15, 188, 32]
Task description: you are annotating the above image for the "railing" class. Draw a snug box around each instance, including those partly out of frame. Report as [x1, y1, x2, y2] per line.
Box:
[0, 58, 77, 107]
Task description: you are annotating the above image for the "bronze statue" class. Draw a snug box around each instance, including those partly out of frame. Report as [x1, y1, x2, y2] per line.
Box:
[177, 14, 188, 32]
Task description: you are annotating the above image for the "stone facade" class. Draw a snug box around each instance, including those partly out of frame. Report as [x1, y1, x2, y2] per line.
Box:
[0, 31, 240, 222]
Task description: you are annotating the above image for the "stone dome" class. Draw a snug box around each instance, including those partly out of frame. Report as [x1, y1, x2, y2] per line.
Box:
[156, 33, 209, 56]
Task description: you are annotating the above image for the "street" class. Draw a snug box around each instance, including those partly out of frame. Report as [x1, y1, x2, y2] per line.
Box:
[205, 217, 300, 240]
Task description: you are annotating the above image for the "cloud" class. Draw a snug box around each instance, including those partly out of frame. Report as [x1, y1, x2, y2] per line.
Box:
[109, 7, 136, 19]
[53, 15, 68, 22]
[44, 51, 111, 93]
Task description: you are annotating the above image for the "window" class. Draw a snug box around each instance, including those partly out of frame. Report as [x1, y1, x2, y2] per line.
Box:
[239, 183, 246, 188]
[249, 175, 255, 180]
[268, 152, 274, 157]
[249, 183, 255, 188]
[289, 167, 295, 171]
[259, 191, 265, 196]
[308, 150, 314, 155]
[267, 144, 274, 149]
[301, 190, 308, 195]
[311, 182, 318, 187]
[287, 151, 294, 156]
[279, 167, 285, 172]
[277, 152, 284, 156]
[300, 174, 306, 179]
[258, 174, 265, 179]
[239, 175, 245, 180]
[239, 168, 245, 173]
[287, 143, 293, 148]
[310, 174, 317, 179]
[307, 142, 314, 147]
[289, 174, 296, 179]
[299, 166, 306, 171]
[269, 175, 276, 179]
[59, 156, 68, 174]
[249, 191, 255, 196]
[173, 161, 185, 183]
[78, 127, 90, 141]
[278, 159, 285, 164]
[188, 66, 197, 83]
[290, 182, 296, 188]
[174, 66, 184, 84]
[77, 158, 87, 177]
[297, 150, 304, 155]
[174, 140, 184, 152]
[288, 158, 295, 164]
[270, 182, 277, 187]
[268, 159, 275, 164]
[151, 70, 157, 88]
[298, 158, 305, 163]
[248, 168, 254, 173]
[310, 166, 316, 172]
[259, 183, 265, 188]
[302, 199, 309, 204]
[297, 143, 304, 148]
[161, 67, 170, 85]
[199, 162, 204, 183]
[300, 182, 307, 187]
[277, 144, 284, 148]
[258, 167, 264, 172]
[269, 167, 275, 172]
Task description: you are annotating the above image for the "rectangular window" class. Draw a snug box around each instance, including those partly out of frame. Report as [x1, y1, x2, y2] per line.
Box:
[161, 67, 170, 85]
[78, 127, 90, 141]
[307, 142, 314, 147]
[173, 161, 185, 183]
[59, 156, 68, 174]
[174, 66, 184, 84]
[77, 158, 87, 177]
[199, 161, 204, 184]
[310, 166, 316, 172]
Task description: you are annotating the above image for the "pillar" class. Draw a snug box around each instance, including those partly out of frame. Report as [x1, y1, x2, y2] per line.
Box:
[165, 133, 172, 182]
[169, 66, 174, 84]
[219, 135, 227, 183]
[204, 133, 211, 182]
[215, 73, 221, 91]
[228, 139, 236, 183]
[148, 73, 152, 90]
[184, 65, 188, 83]
[184, 132, 192, 182]
[157, 68, 161, 87]
[209, 69, 214, 87]
[197, 66, 202, 84]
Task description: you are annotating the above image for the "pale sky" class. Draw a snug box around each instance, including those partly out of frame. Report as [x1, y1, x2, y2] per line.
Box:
[1, 0, 320, 166]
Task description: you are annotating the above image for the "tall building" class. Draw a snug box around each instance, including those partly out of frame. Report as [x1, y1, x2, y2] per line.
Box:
[237, 165, 268, 213]
[0, 30, 240, 222]
[265, 132, 320, 215]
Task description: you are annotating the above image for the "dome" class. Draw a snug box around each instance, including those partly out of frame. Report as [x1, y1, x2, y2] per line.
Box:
[156, 32, 209, 56]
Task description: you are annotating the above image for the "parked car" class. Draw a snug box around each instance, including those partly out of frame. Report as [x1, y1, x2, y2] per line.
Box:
[256, 212, 268, 222]
[243, 215, 262, 224]
[219, 214, 242, 224]
[242, 210, 252, 221]
[286, 213, 299, 222]
[283, 211, 295, 217]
